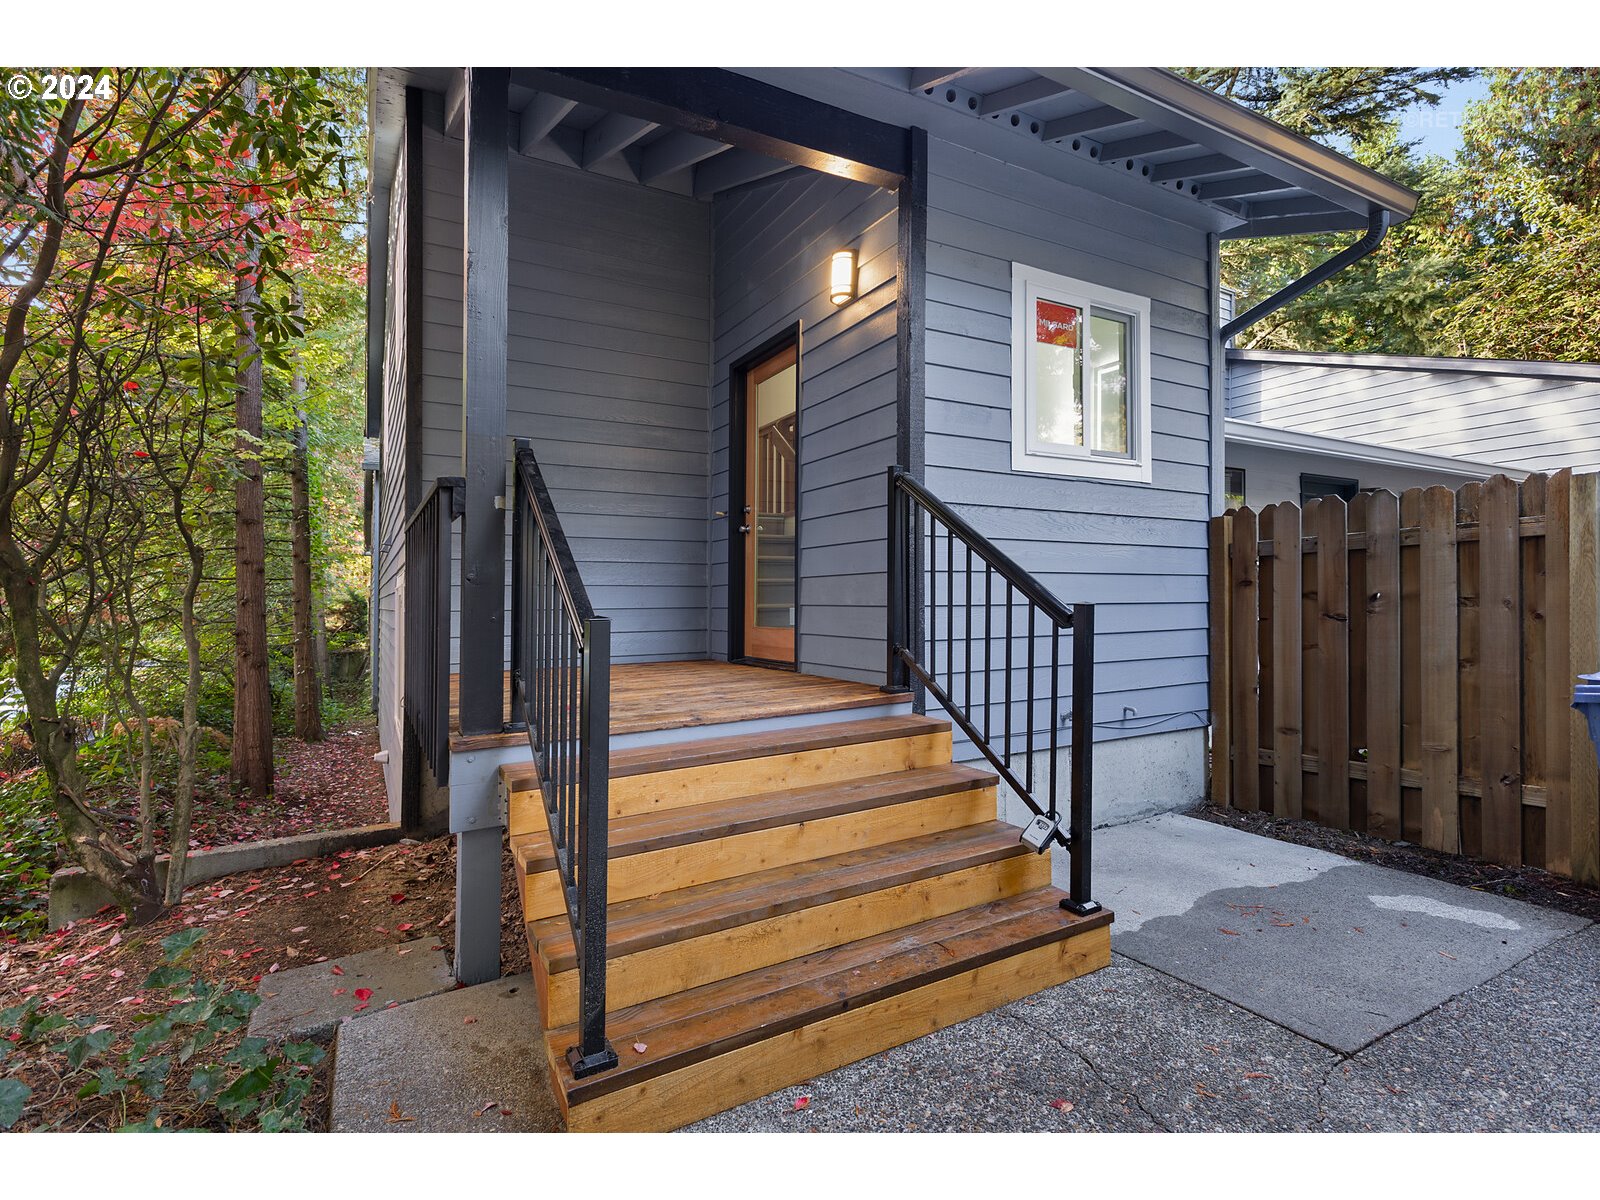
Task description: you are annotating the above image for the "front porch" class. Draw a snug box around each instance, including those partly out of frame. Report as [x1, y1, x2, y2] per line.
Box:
[448, 660, 906, 754]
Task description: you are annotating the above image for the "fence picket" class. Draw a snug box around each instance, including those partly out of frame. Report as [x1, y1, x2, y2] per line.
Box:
[1268, 503, 1303, 818]
[1421, 486, 1460, 853]
[1209, 513, 1233, 808]
[1479, 475, 1524, 865]
[1363, 490, 1403, 838]
[1570, 471, 1600, 883]
[1301, 498, 1323, 821]
[1229, 507, 1260, 812]
[1399, 488, 1424, 843]
[1315, 497, 1352, 828]
[1456, 481, 1484, 857]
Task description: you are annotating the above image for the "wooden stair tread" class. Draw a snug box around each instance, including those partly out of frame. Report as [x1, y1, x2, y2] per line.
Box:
[514, 763, 995, 874]
[549, 888, 1112, 1105]
[498, 712, 948, 793]
[531, 822, 1029, 973]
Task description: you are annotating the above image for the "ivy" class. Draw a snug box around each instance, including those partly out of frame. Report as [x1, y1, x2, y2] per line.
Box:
[0, 931, 322, 1131]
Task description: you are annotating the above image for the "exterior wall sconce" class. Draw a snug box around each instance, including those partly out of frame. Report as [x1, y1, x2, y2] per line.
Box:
[829, 249, 857, 306]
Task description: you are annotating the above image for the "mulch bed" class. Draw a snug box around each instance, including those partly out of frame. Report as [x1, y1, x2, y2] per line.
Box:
[147, 723, 390, 854]
[1194, 802, 1600, 923]
[1, 832, 531, 1131]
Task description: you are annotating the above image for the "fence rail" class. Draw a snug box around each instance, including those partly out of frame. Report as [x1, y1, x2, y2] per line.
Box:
[1209, 471, 1600, 883]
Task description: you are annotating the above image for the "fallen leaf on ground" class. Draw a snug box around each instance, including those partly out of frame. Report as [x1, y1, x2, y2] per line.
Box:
[1218, 928, 1241, 936]
[1243, 1072, 1273, 1080]
[387, 1100, 415, 1124]
[793, 1096, 810, 1110]
[632, 1041, 648, 1054]
[1438, 950, 1457, 960]
[354, 987, 373, 1002]
[330, 964, 344, 976]
[332, 987, 347, 996]
[390, 893, 407, 904]
[1049, 1099, 1074, 1112]
[1194, 1083, 1222, 1099]
[473, 1101, 499, 1118]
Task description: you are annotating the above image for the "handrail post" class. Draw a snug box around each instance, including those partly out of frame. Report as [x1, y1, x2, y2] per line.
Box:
[570, 614, 618, 1078]
[509, 442, 528, 720]
[884, 467, 910, 693]
[1062, 602, 1102, 916]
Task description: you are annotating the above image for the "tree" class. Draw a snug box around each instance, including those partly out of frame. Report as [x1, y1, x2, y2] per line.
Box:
[1179, 68, 1473, 145]
[230, 74, 274, 799]
[0, 69, 346, 916]
[288, 285, 323, 741]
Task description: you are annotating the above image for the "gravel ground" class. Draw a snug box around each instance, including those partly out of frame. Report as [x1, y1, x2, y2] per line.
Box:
[691, 930, 1599, 1133]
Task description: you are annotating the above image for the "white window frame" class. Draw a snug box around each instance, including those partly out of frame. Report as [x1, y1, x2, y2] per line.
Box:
[1010, 262, 1153, 485]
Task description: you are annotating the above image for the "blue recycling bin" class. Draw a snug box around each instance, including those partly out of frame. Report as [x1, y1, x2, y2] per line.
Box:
[1573, 672, 1600, 760]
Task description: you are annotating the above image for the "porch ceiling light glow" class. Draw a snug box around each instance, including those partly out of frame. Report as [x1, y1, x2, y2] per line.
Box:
[829, 249, 857, 306]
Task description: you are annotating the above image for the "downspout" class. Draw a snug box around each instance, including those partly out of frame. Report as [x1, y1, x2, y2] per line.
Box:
[1219, 209, 1392, 344]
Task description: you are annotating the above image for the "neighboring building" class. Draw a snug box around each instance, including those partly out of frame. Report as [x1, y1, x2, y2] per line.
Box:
[364, 66, 1416, 1129]
[1224, 348, 1600, 507]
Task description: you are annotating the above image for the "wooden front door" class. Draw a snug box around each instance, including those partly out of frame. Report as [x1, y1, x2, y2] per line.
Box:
[741, 343, 799, 665]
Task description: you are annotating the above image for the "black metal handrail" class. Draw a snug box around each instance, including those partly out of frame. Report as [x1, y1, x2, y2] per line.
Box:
[402, 477, 463, 789]
[885, 467, 1100, 915]
[510, 439, 617, 1078]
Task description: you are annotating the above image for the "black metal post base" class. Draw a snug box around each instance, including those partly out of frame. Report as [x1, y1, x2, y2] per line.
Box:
[879, 683, 913, 696]
[1059, 897, 1103, 917]
[567, 1041, 620, 1079]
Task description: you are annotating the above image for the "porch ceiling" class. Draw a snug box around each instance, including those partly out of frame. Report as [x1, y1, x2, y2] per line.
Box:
[372, 67, 833, 205]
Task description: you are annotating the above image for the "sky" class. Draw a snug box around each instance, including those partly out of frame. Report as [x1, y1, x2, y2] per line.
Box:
[1398, 72, 1493, 160]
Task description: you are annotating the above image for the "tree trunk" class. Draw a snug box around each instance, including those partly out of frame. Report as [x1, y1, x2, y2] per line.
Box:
[230, 72, 275, 798]
[0, 545, 162, 920]
[164, 494, 207, 906]
[289, 286, 324, 741]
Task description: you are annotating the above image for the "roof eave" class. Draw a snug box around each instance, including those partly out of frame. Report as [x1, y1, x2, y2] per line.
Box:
[1048, 68, 1420, 226]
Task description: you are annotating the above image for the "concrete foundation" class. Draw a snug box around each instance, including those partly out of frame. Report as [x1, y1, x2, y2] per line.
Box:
[248, 937, 454, 1041]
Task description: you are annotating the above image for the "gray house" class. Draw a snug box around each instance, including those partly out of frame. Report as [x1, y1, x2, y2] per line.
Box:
[1225, 348, 1600, 506]
[364, 66, 1415, 1130]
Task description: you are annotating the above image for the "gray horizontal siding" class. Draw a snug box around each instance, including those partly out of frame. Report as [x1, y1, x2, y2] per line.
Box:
[709, 171, 899, 684]
[417, 128, 714, 664]
[1228, 358, 1600, 473]
[922, 135, 1215, 756]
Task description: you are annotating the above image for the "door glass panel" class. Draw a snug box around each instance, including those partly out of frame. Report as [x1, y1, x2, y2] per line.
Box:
[753, 363, 797, 631]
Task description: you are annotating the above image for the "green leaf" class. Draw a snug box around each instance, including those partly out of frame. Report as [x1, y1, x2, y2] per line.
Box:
[160, 927, 207, 963]
[63, 1027, 114, 1070]
[189, 1063, 228, 1103]
[216, 1064, 275, 1117]
[142, 965, 194, 991]
[0, 1077, 31, 1129]
[281, 1042, 324, 1067]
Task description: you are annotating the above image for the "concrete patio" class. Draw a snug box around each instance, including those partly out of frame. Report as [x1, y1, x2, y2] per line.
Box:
[323, 812, 1598, 1132]
[691, 814, 1599, 1132]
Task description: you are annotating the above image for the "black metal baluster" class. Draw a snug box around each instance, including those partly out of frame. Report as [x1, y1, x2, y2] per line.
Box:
[983, 563, 992, 745]
[964, 545, 973, 717]
[1049, 625, 1060, 824]
[1004, 581, 1013, 768]
[1026, 602, 1036, 798]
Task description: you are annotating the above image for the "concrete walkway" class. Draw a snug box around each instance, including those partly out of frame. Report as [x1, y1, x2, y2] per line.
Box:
[692, 814, 1599, 1132]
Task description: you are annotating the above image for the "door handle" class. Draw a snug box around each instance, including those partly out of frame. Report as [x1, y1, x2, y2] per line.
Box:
[739, 524, 751, 534]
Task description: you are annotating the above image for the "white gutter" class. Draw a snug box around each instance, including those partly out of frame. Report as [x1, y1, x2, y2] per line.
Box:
[1225, 418, 1526, 481]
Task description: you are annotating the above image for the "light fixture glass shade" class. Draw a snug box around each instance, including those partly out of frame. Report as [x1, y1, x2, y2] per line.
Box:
[829, 249, 856, 306]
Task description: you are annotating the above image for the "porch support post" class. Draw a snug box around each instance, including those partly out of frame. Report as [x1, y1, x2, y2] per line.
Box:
[454, 66, 510, 986]
[893, 126, 928, 704]
[458, 66, 509, 737]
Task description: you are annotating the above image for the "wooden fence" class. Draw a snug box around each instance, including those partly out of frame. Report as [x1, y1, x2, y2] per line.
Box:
[1209, 471, 1600, 884]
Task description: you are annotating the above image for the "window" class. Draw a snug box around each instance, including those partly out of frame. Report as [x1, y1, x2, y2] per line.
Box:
[1011, 263, 1152, 484]
[1224, 466, 1246, 510]
[1299, 473, 1359, 505]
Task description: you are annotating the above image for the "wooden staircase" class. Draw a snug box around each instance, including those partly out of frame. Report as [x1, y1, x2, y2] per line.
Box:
[503, 711, 1112, 1132]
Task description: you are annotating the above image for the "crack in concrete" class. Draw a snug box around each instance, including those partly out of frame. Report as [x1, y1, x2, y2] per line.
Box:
[1001, 1007, 1173, 1132]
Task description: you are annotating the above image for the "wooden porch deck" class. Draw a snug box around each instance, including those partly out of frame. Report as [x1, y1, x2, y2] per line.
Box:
[449, 660, 892, 752]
